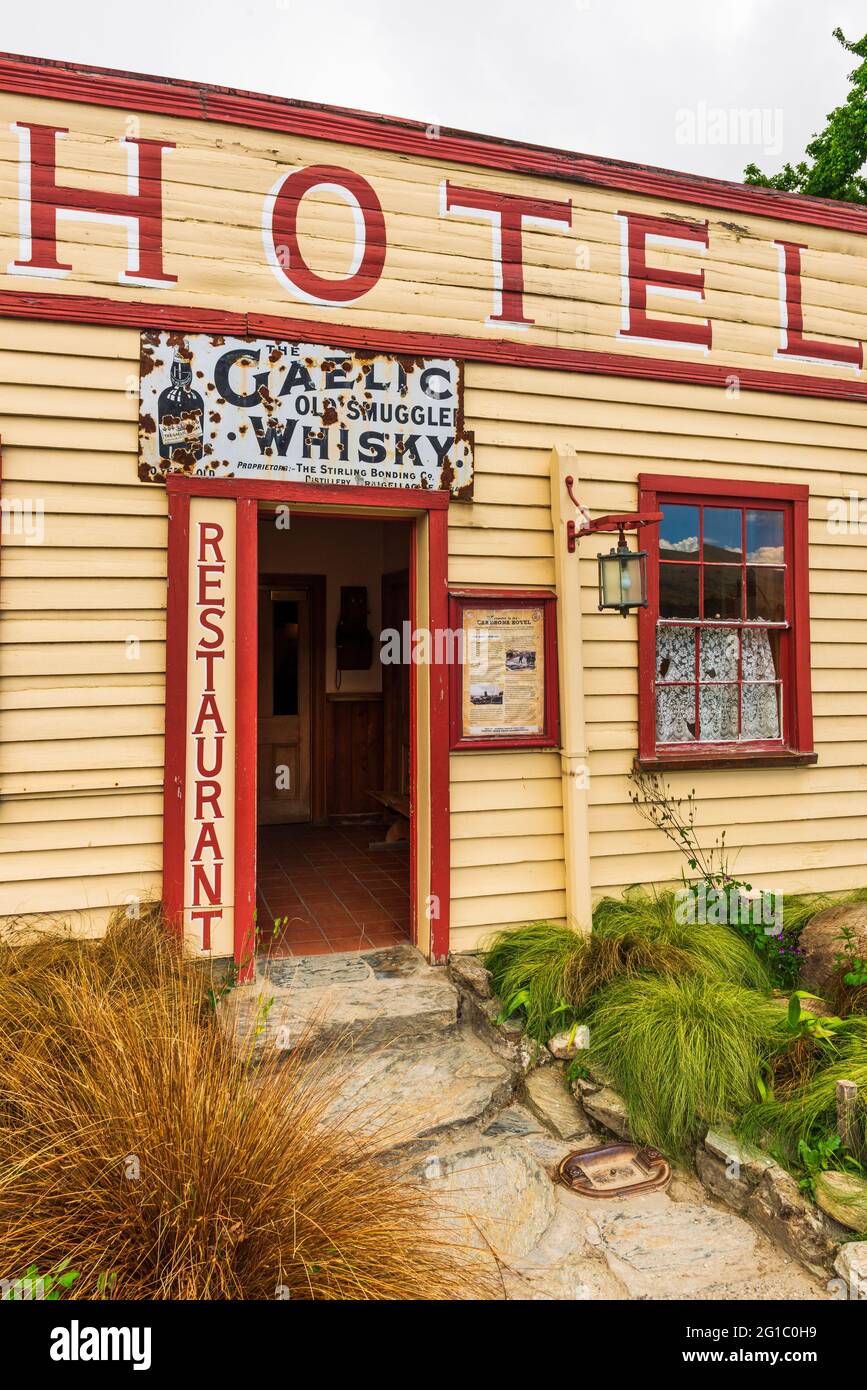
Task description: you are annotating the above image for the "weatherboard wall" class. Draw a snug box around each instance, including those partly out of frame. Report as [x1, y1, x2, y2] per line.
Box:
[2, 319, 867, 943]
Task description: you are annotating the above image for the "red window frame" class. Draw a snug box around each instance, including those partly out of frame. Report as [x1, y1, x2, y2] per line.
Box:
[637, 474, 816, 770]
[448, 589, 560, 750]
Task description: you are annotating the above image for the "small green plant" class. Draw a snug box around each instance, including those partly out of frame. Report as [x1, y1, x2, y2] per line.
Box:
[564, 1056, 591, 1087]
[2, 1256, 80, 1300]
[796, 1134, 866, 1198]
[797, 1135, 843, 1197]
[784, 992, 845, 1048]
[206, 959, 239, 1013]
[96, 1270, 118, 1300]
[836, 925, 867, 989]
[254, 995, 276, 1036]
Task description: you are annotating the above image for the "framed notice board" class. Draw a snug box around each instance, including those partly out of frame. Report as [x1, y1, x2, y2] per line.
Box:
[448, 590, 560, 750]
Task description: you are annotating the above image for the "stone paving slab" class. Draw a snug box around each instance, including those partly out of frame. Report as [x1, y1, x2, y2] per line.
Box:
[225, 943, 829, 1300]
[222, 944, 458, 1055]
[326, 1029, 515, 1147]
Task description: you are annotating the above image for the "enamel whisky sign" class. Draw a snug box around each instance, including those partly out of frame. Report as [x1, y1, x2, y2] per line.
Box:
[139, 333, 475, 496]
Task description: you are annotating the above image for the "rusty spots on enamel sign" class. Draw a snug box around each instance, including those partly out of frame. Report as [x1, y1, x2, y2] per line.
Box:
[139, 332, 475, 497]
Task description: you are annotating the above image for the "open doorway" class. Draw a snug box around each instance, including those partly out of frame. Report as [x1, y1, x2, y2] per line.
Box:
[255, 509, 412, 957]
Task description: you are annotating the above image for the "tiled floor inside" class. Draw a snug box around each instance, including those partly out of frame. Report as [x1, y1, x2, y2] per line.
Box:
[256, 821, 410, 957]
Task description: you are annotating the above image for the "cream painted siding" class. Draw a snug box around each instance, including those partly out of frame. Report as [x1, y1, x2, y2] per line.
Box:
[447, 414, 566, 952]
[0, 319, 165, 931]
[2, 324, 866, 943]
[450, 361, 867, 953]
[3, 315, 866, 945]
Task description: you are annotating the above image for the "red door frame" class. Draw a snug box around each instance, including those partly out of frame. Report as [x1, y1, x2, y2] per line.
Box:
[163, 476, 451, 976]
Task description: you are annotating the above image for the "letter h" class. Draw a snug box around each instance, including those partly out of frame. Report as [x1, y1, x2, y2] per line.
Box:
[8, 121, 177, 286]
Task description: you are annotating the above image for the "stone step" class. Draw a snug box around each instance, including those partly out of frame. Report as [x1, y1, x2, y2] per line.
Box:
[220, 942, 459, 1056]
[325, 1026, 515, 1150]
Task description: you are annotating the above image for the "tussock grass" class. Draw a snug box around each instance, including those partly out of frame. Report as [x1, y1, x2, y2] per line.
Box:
[483, 892, 770, 1042]
[739, 1018, 867, 1165]
[0, 908, 490, 1300]
[483, 920, 695, 1041]
[593, 890, 771, 991]
[586, 973, 786, 1159]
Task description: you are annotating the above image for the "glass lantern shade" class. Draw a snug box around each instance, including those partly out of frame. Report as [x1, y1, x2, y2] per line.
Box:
[597, 545, 648, 615]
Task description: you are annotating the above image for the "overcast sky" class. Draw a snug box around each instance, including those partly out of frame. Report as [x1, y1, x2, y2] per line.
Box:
[3, 0, 865, 182]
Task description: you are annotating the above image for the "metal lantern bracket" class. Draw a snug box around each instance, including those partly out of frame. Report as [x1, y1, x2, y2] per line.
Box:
[564, 475, 663, 553]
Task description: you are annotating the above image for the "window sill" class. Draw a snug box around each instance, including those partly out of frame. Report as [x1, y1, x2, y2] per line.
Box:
[635, 749, 818, 772]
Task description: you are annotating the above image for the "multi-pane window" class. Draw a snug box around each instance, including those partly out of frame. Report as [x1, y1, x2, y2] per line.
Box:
[637, 477, 814, 765]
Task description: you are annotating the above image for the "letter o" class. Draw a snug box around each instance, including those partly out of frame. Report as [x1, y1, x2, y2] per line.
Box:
[264, 164, 386, 305]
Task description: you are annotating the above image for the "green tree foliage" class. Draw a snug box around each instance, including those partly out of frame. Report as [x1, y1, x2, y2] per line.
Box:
[744, 28, 867, 204]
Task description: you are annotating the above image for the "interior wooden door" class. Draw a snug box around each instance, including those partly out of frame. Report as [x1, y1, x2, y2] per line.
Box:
[257, 586, 311, 823]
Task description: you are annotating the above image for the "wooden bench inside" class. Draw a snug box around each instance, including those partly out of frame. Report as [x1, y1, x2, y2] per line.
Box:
[367, 790, 410, 842]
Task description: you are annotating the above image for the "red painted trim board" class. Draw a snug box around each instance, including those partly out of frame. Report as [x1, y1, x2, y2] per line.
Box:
[233, 497, 258, 980]
[0, 288, 865, 404]
[0, 51, 865, 235]
[162, 489, 190, 928]
[166, 475, 451, 963]
[428, 507, 451, 963]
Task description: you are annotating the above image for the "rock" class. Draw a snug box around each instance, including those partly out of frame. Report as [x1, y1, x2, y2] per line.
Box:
[800, 902, 867, 994]
[704, 1126, 776, 1185]
[666, 1168, 711, 1206]
[525, 1066, 592, 1141]
[832, 1241, 867, 1297]
[504, 1202, 629, 1301]
[222, 944, 458, 1056]
[547, 1024, 589, 1060]
[459, 990, 521, 1061]
[363, 944, 425, 979]
[422, 1141, 557, 1260]
[815, 1171, 867, 1233]
[449, 953, 493, 999]
[695, 1146, 753, 1213]
[747, 1163, 843, 1279]
[326, 1029, 514, 1148]
[573, 1075, 602, 1097]
[517, 1035, 552, 1074]
[697, 1128, 776, 1214]
[482, 1104, 544, 1139]
[584, 1197, 765, 1300]
[581, 1086, 632, 1141]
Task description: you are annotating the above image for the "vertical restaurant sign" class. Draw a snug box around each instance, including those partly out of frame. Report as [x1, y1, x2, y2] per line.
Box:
[139, 333, 474, 497]
[184, 497, 236, 958]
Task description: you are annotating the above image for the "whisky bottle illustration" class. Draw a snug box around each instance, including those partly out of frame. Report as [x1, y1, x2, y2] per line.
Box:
[157, 353, 205, 462]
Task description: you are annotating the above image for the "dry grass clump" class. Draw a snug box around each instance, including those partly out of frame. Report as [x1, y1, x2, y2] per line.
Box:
[0, 907, 490, 1300]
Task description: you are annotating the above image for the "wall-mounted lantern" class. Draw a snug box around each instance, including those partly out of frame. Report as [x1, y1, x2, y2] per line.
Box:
[564, 476, 663, 618]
